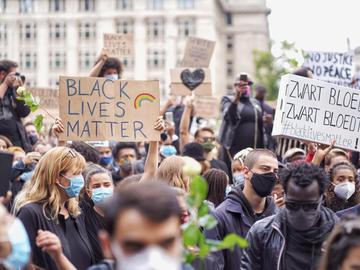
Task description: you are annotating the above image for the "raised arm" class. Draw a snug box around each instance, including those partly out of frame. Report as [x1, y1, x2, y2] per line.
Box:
[89, 49, 108, 77]
[159, 95, 176, 117]
[51, 117, 66, 147]
[140, 117, 165, 182]
[179, 96, 194, 153]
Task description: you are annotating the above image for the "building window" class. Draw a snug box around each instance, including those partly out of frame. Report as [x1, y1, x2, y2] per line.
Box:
[0, 52, 7, 59]
[25, 78, 36, 88]
[79, 0, 95, 11]
[122, 57, 134, 69]
[0, 0, 6, 13]
[19, 0, 34, 13]
[0, 23, 7, 43]
[227, 35, 233, 51]
[116, 0, 132, 10]
[116, 19, 134, 34]
[227, 60, 233, 77]
[19, 22, 37, 41]
[147, 18, 164, 41]
[226, 13, 232, 25]
[49, 22, 66, 40]
[49, 0, 65, 12]
[79, 51, 96, 71]
[49, 51, 66, 70]
[147, 0, 163, 10]
[147, 49, 165, 69]
[49, 78, 59, 88]
[79, 22, 96, 40]
[178, 0, 194, 9]
[20, 52, 37, 70]
[177, 18, 195, 39]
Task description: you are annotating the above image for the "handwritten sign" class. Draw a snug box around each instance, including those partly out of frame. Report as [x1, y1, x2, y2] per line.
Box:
[194, 96, 220, 119]
[59, 76, 160, 142]
[170, 68, 212, 96]
[29, 88, 59, 109]
[181, 37, 215, 68]
[272, 74, 360, 151]
[303, 51, 354, 86]
[103, 33, 134, 58]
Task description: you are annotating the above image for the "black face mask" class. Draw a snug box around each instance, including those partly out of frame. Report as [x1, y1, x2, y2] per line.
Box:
[251, 171, 277, 197]
[28, 134, 38, 146]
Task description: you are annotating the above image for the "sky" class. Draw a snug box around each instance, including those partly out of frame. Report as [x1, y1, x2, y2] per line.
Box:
[266, 0, 360, 53]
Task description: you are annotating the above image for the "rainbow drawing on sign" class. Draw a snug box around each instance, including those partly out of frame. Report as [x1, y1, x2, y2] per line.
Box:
[134, 93, 156, 109]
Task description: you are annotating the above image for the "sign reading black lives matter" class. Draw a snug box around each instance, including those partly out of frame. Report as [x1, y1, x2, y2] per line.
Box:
[59, 76, 160, 142]
[303, 51, 354, 86]
[272, 74, 360, 151]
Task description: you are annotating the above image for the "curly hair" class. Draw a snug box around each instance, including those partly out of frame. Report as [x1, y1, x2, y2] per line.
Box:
[98, 57, 124, 78]
[112, 142, 139, 160]
[280, 162, 329, 196]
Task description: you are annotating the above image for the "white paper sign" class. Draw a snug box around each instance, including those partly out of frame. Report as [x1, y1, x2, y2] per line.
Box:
[303, 51, 354, 86]
[272, 74, 360, 151]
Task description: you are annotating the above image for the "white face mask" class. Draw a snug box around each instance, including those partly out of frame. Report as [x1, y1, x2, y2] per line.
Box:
[105, 74, 119, 81]
[111, 242, 181, 270]
[334, 182, 355, 200]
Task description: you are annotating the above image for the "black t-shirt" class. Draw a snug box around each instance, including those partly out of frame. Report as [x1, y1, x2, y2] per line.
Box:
[17, 203, 95, 270]
[80, 196, 107, 262]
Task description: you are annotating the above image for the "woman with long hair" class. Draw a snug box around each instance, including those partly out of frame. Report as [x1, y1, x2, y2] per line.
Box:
[203, 169, 229, 208]
[13, 147, 95, 270]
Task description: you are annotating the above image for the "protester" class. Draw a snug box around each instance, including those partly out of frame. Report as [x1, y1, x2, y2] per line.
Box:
[0, 204, 31, 270]
[81, 164, 114, 262]
[157, 155, 189, 191]
[14, 147, 95, 269]
[182, 142, 211, 175]
[218, 73, 264, 172]
[319, 216, 360, 270]
[87, 141, 114, 169]
[231, 147, 253, 187]
[172, 187, 190, 225]
[204, 149, 278, 270]
[203, 169, 229, 209]
[0, 60, 31, 152]
[70, 141, 101, 165]
[89, 182, 192, 270]
[283, 148, 306, 164]
[24, 122, 40, 147]
[89, 49, 123, 79]
[0, 135, 13, 151]
[254, 84, 275, 151]
[33, 141, 52, 155]
[240, 162, 338, 270]
[324, 161, 360, 212]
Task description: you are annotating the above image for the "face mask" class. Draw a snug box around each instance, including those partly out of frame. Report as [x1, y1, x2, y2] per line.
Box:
[233, 172, 244, 187]
[111, 242, 181, 270]
[58, 174, 84, 198]
[242, 85, 251, 97]
[334, 182, 355, 200]
[119, 158, 134, 173]
[251, 171, 277, 197]
[91, 187, 113, 205]
[28, 134, 38, 146]
[285, 198, 322, 231]
[160, 145, 177, 158]
[0, 218, 31, 270]
[201, 141, 216, 152]
[20, 170, 34, 182]
[105, 74, 119, 81]
[99, 156, 113, 166]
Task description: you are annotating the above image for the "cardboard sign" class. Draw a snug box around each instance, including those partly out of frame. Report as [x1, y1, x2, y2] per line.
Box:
[272, 74, 360, 151]
[170, 68, 211, 96]
[59, 76, 160, 142]
[303, 51, 354, 86]
[194, 96, 220, 119]
[181, 37, 215, 68]
[103, 33, 134, 58]
[29, 88, 59, 109]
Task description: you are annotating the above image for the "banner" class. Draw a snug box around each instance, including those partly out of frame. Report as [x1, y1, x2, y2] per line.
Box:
[181, 37, 215, 68]
[303, 51, 354, 86]
[272, 74, 360, 151]
[194, 96, 219, 119]
[59, 76, 160, 142]
[103, 33, 134, 58]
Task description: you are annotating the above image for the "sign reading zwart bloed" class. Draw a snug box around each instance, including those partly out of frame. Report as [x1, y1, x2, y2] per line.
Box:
[59, 76, 160, 142]
[303, 51, 353, 86]
[272, 74, 360, 151]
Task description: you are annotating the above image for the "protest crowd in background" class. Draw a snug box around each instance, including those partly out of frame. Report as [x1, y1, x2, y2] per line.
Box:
[1, 36, 360, 270]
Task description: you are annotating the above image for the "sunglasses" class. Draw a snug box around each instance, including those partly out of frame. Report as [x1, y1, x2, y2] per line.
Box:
[285, 198, 322, 212]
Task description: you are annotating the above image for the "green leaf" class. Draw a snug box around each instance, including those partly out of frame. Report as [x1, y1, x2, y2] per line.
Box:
[189, 175, 208, 208]
[198, 242, 211, 259]
[218, 234, 248, 251]
[183, 250, 197, 264]
[199, 215, 217, 230]
[183, 224, 201, 247]
[198, 202, 209, 217]
[34, 114, 44, 133]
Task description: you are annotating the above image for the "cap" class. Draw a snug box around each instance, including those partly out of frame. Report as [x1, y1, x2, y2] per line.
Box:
[234, 73, 253, 86]
[86, 141, 110, 148]
[283, 148, 306, 163]
[182, 142, 206, 162]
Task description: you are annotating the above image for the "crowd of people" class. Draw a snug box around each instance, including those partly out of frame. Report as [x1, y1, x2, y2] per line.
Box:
[0, 53, 360, 270]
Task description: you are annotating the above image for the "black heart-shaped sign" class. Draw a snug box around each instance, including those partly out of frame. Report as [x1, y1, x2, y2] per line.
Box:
[180, 69, 205, 91]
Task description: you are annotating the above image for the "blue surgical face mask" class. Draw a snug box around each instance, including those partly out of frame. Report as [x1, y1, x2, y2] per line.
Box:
[99, 156, 113, 166]
[233, 172, 245, 187]
[20, 170, 34, 182]
[105, 74, 119, 81]
[91, 187, 114, 205]
[58, 174, 84, 198]
[160, 145, 177, 158]
[0, 218, 31, 270]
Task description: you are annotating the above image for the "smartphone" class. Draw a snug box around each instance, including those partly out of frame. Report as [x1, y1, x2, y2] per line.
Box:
[165, 111, 174, 123]
[0, 151, 14, 197]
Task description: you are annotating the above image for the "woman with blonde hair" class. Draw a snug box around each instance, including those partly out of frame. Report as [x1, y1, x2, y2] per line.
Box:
[13, 147, 95, 270]
[156, 155, 189, 191]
